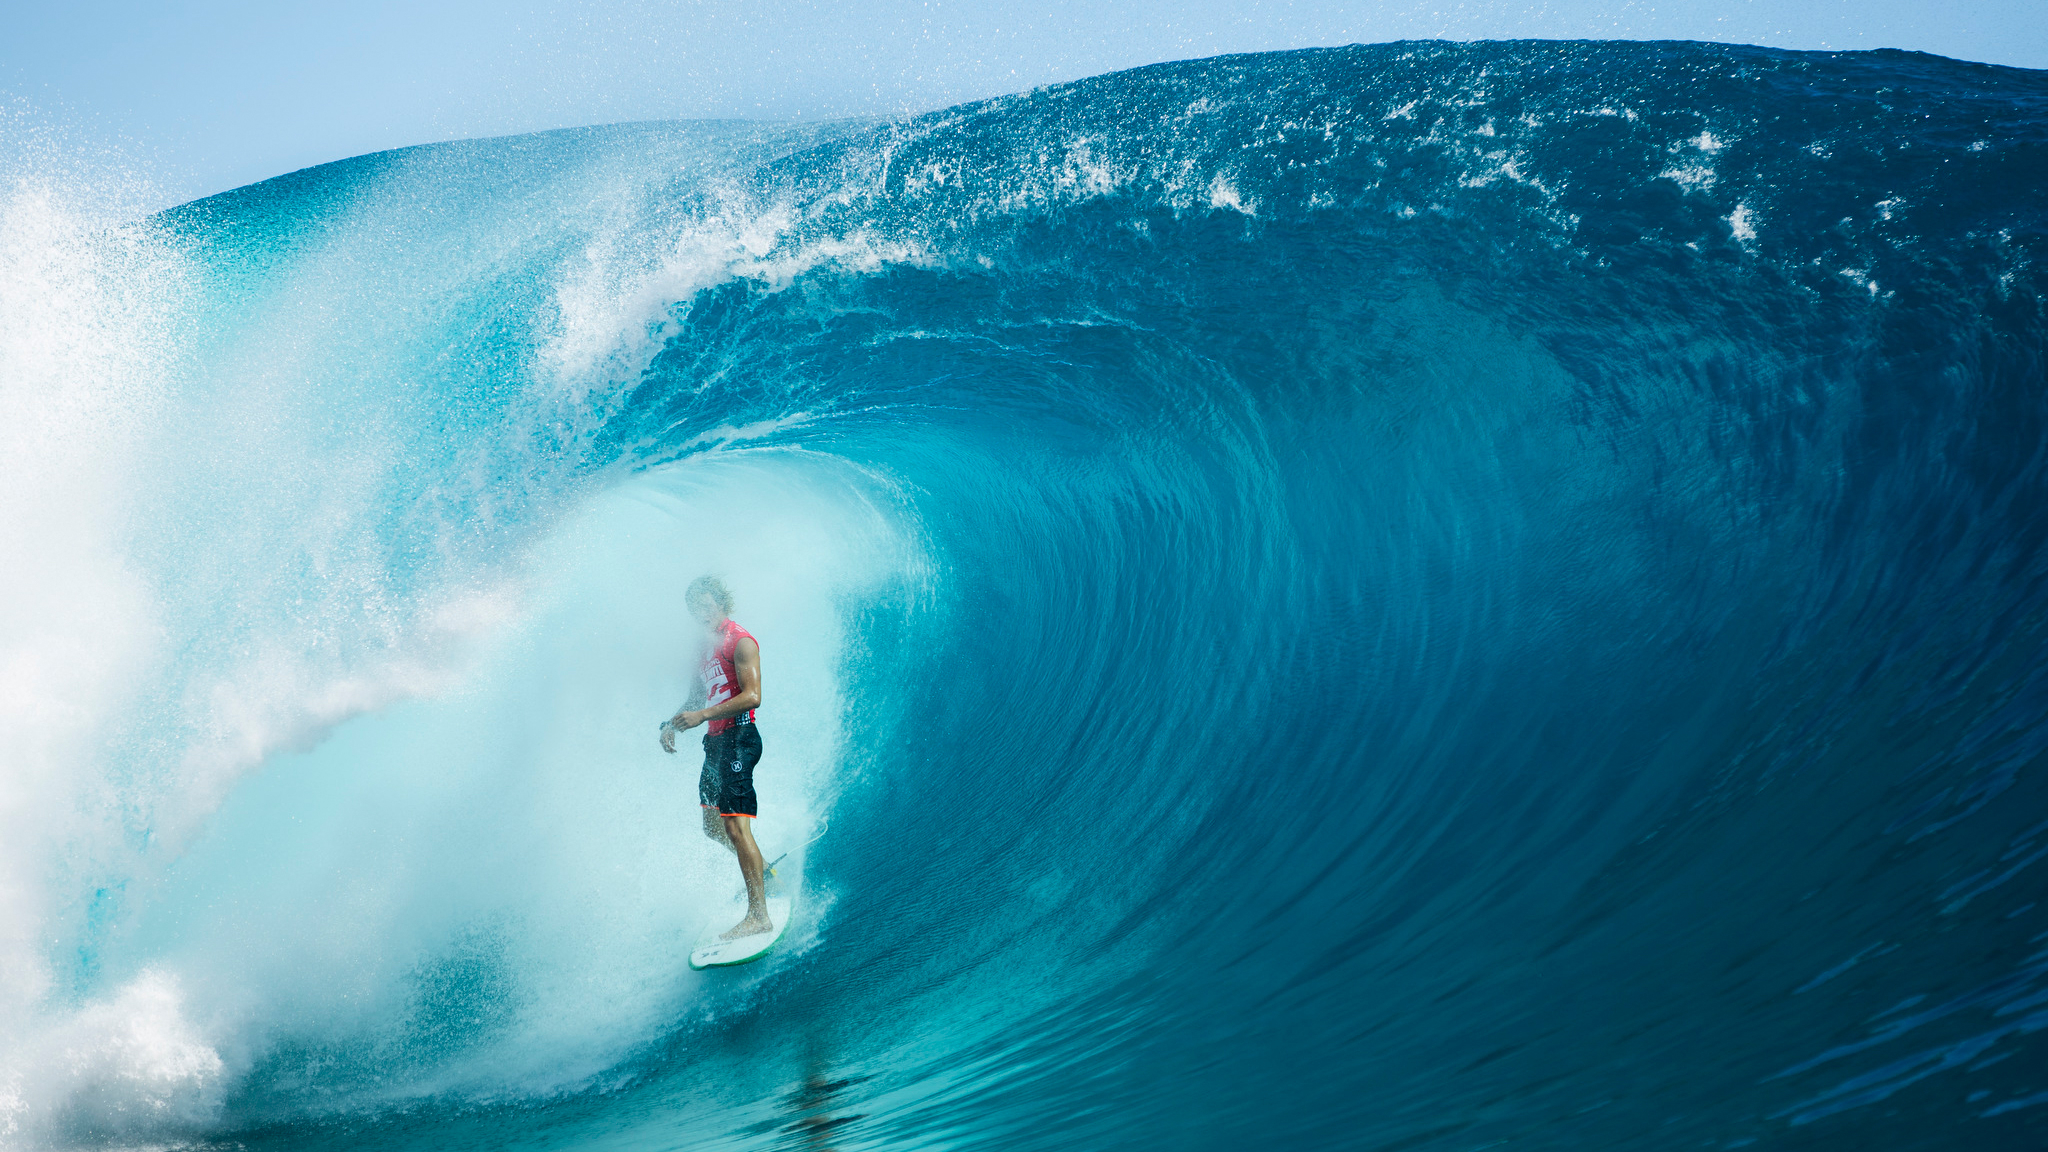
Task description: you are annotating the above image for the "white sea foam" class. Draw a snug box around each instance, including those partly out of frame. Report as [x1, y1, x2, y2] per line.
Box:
[1659, 162, 1717, 192]
[1727, 202, 1759, 244]
[1207, 175, 1255, 215]
[0, 127, 202, 1149]
[28, 972, 226, 1138]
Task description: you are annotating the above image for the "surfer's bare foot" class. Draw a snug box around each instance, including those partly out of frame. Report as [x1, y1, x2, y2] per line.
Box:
[720, 913, 772, 940]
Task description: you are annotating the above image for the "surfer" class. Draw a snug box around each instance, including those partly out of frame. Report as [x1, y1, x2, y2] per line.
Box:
[660, 576, 771, 941]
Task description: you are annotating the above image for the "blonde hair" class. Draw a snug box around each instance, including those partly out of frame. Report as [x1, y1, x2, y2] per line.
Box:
[686, 575, 734, 614]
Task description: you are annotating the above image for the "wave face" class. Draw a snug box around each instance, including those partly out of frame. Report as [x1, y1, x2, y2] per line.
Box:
[5, 40, 2048, 1152]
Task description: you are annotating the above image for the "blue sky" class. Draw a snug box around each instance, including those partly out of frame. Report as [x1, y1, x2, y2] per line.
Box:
[4, 0, 2044, 205]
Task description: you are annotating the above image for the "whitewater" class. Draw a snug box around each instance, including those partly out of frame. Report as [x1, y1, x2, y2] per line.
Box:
[2, 40, 2046, 1152]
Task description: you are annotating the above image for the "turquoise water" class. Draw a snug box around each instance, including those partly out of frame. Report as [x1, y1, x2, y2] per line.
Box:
[3, 41, 2047, 1151]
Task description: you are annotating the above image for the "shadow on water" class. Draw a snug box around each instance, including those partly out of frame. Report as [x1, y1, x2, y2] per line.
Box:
[767, 1048, 869, 1151]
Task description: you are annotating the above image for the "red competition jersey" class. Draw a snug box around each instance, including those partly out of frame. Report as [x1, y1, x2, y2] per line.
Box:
[699, 618, 757, 734]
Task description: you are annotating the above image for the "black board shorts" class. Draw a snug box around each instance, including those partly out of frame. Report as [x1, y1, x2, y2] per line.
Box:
[699, 722, 763, 817]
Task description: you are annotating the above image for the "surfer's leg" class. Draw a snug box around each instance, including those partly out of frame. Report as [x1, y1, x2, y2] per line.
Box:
[699, 732, 732, 848]
[720, 814, 773, 939]
[712, 723, 770, 938]
[702, 805, 733, 849]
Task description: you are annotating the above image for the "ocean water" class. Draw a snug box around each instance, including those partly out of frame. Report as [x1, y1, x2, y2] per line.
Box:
[3, 39, 2047, 1152]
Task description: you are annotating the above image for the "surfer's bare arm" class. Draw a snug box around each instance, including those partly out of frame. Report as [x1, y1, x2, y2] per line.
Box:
[670, 638, 761, 733]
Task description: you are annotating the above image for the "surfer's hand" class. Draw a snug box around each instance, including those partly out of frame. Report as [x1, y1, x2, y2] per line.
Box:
[659, 721, 677, 753]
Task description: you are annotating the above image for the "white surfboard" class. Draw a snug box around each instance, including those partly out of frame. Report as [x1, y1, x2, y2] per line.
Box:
[688, 895, 793, 969]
